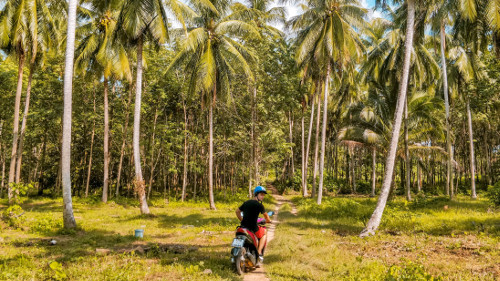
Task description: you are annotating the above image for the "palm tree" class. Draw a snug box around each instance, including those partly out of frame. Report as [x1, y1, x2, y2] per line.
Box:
[428, 0, 457, 198]
[451, 0, 492, 199]
[289, 0, 366, 204]
[13, 0, 60, 188]
[167, 0, 259, 209]
[117, 0, 192, 213]
[75, 0, 132, 203]
[1, 0, 33, 203]
[360, 0, 416, 237]
[243, 0, 286, 191]
[61, 0, 78, 229]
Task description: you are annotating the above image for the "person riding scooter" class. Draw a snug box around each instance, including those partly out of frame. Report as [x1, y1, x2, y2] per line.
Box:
[235, 186, 271, 266]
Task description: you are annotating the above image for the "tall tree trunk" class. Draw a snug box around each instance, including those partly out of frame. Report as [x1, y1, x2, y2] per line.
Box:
[304, 91, 316, 196]
[288, 111, 294, 178]
[301, 111, 307, 196]
[440, 21, 453, 198]
[360, 0, 415, 237]
[102, 78, 109, 203]
[147, 108, 158, 199]
[116, 80, 133, 197]
[466, 98, 477, 199]
[15, 61, 36, 184]
[404, 99, 411, 201]
[252, 86, 259, 184]
[318, 65, 331, 205]
[1, 150, 5, 197]
[8, 52, 25, 203]
[0, 122, 5, 196]
[86, 88, 96, 197]
[371, 147, 376, 197]
[417, 158, 422, 192]
[208, 93, 216, 210]
[351, 149, 356, 193]
[181, 101, 188, 201]
[133, 35, 150, 214]
[61, 0, 78, 228]
[312, 88, 322, 198]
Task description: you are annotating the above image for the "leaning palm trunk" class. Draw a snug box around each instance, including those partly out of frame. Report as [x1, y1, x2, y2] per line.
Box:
[15, 61, 36, 184]
[440, 21, 453, 198]
[466, 98, 477, 199]
[8, 53, 25, 203]
[61, 0, 78, 228]
[133, 36, 150, 214]
[317, 65, 331, 205]
[360, 0, 415, 237]
[102, 78, 109, 203]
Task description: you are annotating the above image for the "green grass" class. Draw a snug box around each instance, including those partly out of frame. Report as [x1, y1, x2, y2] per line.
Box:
[1, 191, 499, 280]
[266, 195, 500, 281]
[0, 192, 276, 281]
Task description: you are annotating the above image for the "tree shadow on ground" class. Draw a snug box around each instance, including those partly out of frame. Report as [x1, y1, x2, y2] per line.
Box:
[19, 201, 61, 213]
[6, 227, 241, 280]
[154, 213, 237, 229]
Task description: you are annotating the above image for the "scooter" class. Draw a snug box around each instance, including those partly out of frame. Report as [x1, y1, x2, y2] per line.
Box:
[230, 211, 274, 275]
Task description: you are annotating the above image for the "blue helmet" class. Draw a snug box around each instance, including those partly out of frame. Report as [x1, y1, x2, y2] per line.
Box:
[253, 186, 267, 196]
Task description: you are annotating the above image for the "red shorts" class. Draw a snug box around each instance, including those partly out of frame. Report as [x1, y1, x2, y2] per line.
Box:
[255, 226, 266, 239]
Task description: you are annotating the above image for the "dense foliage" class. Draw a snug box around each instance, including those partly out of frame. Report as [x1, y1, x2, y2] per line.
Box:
[0, 0, 499, 210]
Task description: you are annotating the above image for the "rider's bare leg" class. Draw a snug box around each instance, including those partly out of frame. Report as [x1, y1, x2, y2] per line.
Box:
[258, 230, 267, 255]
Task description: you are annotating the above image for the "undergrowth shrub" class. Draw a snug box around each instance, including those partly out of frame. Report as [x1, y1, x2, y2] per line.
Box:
[30, 215, 63, 233]
[1, 205, 25, 228]
[486, 181, 500, 206]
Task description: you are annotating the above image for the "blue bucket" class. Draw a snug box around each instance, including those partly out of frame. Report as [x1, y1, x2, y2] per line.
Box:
[134, 229, 144, 238]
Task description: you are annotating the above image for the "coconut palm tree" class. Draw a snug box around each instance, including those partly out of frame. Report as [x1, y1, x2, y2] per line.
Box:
[289, 0, 366, 204]
[448, 44, 486, 199]
[450, 0, 492, 199]
[8, 0, 60, 188]
[61, 0, 78, 229]
[0, 0, 35, 203]
[427, 0, 459, 198]
[360, 0, 416, 237]
[232, 0, 286, 192]
[117, 0, 192, 213]
[166, 0, 259, 209]
[75, 0, 132, 203]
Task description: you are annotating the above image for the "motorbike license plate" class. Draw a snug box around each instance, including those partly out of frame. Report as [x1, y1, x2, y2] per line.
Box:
[231, 238, 244, 247]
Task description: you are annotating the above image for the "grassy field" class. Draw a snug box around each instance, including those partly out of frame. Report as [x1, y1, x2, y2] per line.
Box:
[266, 194, 500, 281]
[1, 192, 499, 280]
[0, 193, 276, 280]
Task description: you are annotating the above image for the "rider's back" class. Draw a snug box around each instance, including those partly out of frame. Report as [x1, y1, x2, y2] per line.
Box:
[239, 199, 265, 233]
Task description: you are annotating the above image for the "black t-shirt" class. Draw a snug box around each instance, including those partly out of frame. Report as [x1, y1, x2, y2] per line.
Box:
[239, 199, 265, 233]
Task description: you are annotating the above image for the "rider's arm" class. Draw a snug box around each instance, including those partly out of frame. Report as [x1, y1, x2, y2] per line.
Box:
[235, 208, 243, 222]
[263, 212, 271, 223]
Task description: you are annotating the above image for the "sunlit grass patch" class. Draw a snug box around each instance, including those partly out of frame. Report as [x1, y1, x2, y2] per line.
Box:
[0, 190, 276, 280]
[266, 194, 499, 281]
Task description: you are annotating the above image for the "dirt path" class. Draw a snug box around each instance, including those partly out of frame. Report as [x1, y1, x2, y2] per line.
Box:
[243, 188, 297, 281]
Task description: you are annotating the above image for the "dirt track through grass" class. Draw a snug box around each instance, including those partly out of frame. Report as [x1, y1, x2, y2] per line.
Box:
[243, 187, 297, 281]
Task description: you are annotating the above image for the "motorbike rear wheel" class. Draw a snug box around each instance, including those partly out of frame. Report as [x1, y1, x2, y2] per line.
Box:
[234, 247, 246, 275]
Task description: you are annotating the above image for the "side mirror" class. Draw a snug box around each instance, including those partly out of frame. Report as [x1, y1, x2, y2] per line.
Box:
[267, 211, 275, 216]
